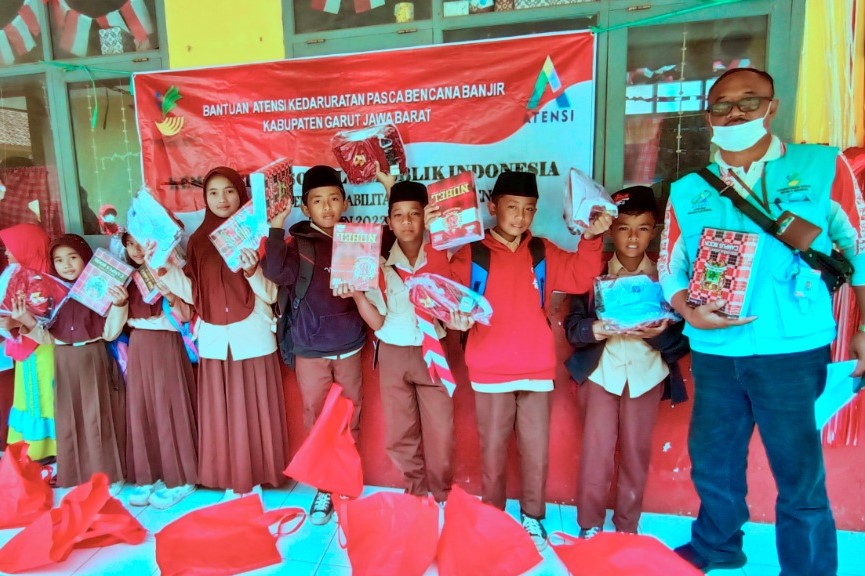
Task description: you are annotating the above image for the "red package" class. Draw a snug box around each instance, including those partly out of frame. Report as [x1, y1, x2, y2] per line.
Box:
[551, 532, 702, 576]
[330, 223, 382, 291]
[331, 124, 408, 184]
[0, 442, 53, 529]
[0, 264, 70, 323]
[404, 272, 493, 326]
[428, 171, 485, 251]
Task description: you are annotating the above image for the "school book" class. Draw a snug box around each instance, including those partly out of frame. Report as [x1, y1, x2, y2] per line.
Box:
[427, 171, 485, 251]
[68, 248, 134, 316]
[127, 188, 183, 269]
[0, 264, 71, 324]
[132, 265, 161, 304]
[250, 157, 294, 224]
[208, 201, 268, 273]
[331, 124, 408, 184]
[330, 223, 382, 291]
[687, 227, 762, 318]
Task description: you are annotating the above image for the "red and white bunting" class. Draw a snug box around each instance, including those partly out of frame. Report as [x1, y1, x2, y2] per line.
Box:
[311, 0, 341, 14]
[59, 9, 93, 57]
[0, 31, 14, 66]
[354, 0, 385, 13]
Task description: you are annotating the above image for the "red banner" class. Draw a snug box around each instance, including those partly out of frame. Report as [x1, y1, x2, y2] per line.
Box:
[133, 32, 595, 248]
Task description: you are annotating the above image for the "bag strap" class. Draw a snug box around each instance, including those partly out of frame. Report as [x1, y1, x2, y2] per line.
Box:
[698, 167, 847, 280]
[293, 237, 315, 311]
[250, 506, 306, 538]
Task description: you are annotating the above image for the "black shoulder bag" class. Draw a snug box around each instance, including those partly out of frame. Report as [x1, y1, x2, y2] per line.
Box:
[698, 167, 853, 293]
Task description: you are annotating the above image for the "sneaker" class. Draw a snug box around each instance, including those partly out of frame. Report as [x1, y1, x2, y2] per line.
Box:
[309, 490, 334, 526]
[149, 484, 196, 510]
[109, 480, 126, 497]
[674, 543, 747, 573]
[128, 481, 165, 507]
[520, 512, 548, 551]
[579, 525, 603, 539]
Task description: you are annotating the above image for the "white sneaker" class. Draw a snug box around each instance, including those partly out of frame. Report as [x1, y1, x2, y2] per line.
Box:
[128, 481, 165, 506]
[149, 484, 196, 510]
[109, 480, 126, 497]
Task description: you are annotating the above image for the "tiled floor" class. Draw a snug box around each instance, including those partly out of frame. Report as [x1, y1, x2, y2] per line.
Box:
[1, 481, 862, 576]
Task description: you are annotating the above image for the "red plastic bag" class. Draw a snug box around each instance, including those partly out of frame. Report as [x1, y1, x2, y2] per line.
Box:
[0, 473, 147, 573]
[331, 124, 408, 184]
[437, 485, 541, 576]
[0, 441, 53, 529]
[155, 495, 305, 576]
[336, 492, 439, 576]
[551, 531, 703, 576]
[284, 384, 364, 498]
[405, 273, 493, 326]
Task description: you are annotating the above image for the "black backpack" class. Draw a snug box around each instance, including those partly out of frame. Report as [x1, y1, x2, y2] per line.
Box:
[275, 237, 315, 367]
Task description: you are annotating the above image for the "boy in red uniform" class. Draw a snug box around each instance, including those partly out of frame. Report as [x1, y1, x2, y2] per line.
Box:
[426, 170, 610, 549]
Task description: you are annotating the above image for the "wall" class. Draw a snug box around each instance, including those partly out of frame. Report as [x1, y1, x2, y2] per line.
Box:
[163, 0, 284, 69]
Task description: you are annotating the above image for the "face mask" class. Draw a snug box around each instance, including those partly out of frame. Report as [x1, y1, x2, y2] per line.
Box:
[102, 214, 116, 223]
[710, 104, 772, 152]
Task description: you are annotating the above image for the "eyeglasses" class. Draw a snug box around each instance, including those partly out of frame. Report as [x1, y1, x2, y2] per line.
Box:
[706, 96, 773, 117]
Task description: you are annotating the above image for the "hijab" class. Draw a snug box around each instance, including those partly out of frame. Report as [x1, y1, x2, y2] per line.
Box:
[185, 166, 255, 325]
[0, 224, 50, 360]
[47, 234, 107, 343]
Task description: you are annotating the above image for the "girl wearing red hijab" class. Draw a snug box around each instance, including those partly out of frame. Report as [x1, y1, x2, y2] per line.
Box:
[158, 167, 288, 498]
[15, 234, 128, 493]
[122, 233, 198, 509]
[0, 224, 56, 461]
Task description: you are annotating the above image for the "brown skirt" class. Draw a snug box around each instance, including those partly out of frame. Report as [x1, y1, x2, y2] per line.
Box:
[54, 342, 126, 487]
[126, 329, 198, 487]
[197, 351, 288, 492]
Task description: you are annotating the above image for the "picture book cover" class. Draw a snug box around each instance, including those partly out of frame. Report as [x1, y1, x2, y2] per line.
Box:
[0, 264, 71, 323]
[251, 157, 294, 223]
[687, 227, 762, 318]
[427, 171, 485, 251]
[208, 201, 268, 273]
[132, 265, 161, 304]
[331, 124, 408, 184]
[330, 222, 382, 291]
[127, 188, 183, 269]
[69, 248, 134, 316]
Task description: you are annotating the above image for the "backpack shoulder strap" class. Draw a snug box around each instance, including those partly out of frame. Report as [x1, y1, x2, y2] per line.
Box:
[293, 237, 315, 310]
[528, 236, 547, 308]
[469, 241, 490, 296]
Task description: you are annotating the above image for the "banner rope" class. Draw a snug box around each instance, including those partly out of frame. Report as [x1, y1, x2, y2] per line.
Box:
[589, 0, 750, 35]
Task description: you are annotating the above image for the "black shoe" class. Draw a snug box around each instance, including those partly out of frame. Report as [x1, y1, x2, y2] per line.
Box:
[674, 543, 747, 573]
[309, 490, 334, 526]
[520, 511, 548, 551]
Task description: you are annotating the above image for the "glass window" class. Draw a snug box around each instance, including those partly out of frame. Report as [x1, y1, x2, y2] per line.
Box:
[48, 0, 159, 60]
[0, 0, 46, 66]
[68, 78, 141, 235]
[442, 0, 597, 18]
[294, 0, 432, 34]
[442, 14, 596, 43]
[0, 76, 63, 238]
[623, 17, 768, 190]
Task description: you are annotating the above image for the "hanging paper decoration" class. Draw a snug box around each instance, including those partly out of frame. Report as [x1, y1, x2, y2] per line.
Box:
[310, 0, 387, 14]
[50, 0, 154, 58]
[0, 0, 42, 66]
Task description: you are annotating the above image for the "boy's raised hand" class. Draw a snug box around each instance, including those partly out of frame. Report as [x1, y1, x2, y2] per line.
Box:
[374, 161, 396, 199]
[583, 211, 614, 240]
[333, 282, 362, 299]
[424, 203, 441, 230]
[270, 205, 292, 230]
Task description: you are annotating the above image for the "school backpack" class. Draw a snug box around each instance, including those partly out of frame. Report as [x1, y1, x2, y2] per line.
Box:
[469, 236, 547, 307]
[275, 237, 315, 368]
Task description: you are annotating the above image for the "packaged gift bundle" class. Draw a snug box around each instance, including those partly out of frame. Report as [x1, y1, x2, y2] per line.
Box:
[564, 167, 618, 235]
[404, 273, 493, 326]
[594, 274, 680, 333]
[208, 202, 268, 273]
[428, 171, 485, 251]
[688, 227, 762, 318]
[330, 223, 382, 291]
[69, 249, 134, 316]
[331, 124, 408, 184]
[250, 157, 294, 223]
[0, 265, 70, 324]
[127, 188, 183, 269]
